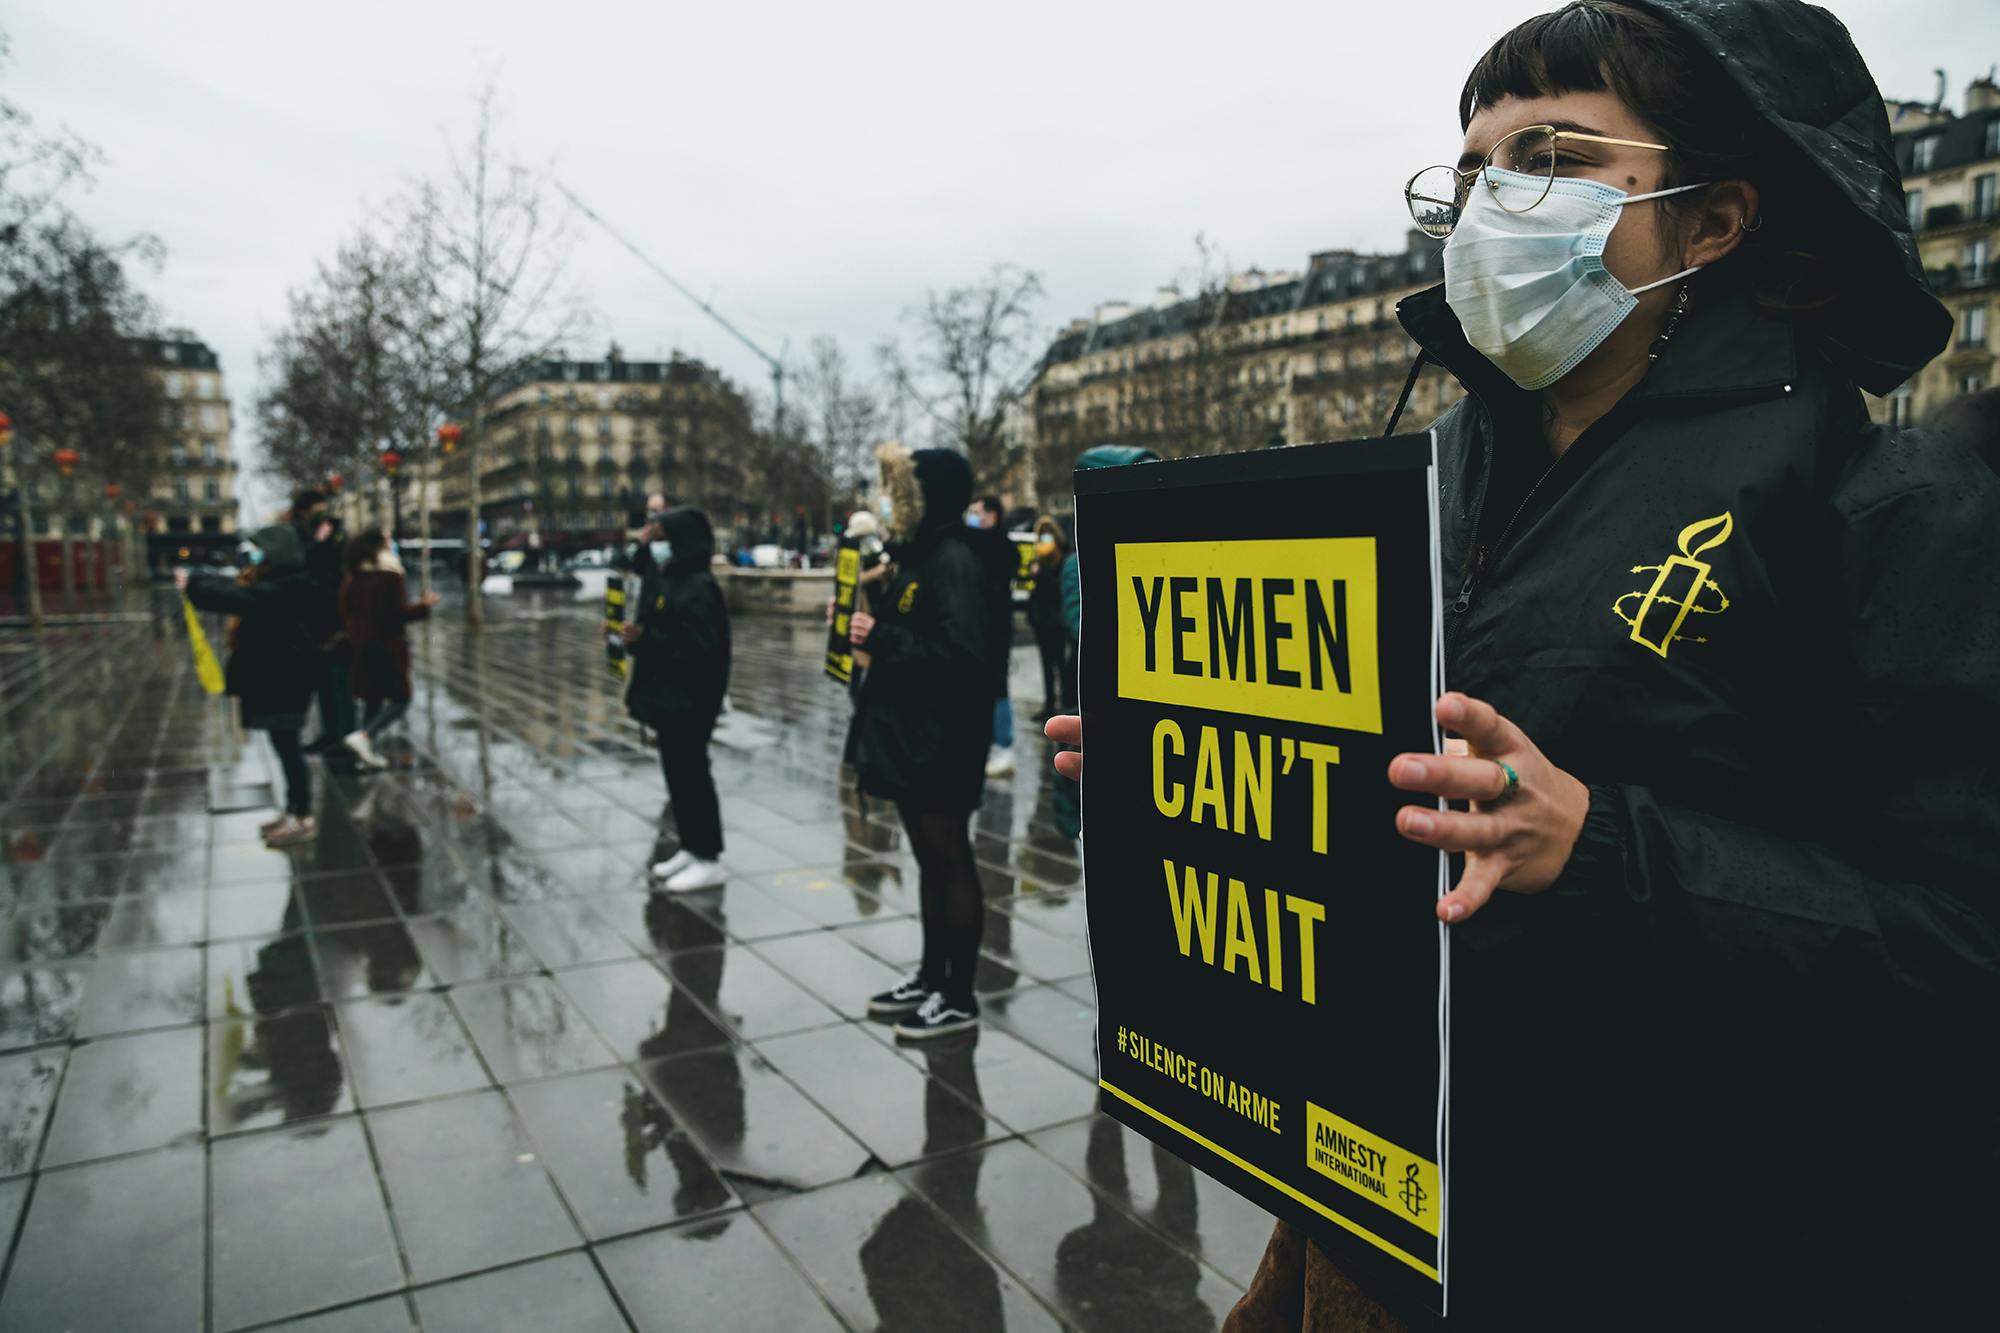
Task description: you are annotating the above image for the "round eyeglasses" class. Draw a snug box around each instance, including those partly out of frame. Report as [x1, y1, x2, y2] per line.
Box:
[1404, 123, 1671, 238]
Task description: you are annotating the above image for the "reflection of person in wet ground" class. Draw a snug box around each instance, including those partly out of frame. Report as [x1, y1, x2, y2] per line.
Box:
[858, 1036, 1002, 1330]
[215, 891, 340, 1129]
[1057, 1116, 1209, 1333]
[636, 889, 742, 1218]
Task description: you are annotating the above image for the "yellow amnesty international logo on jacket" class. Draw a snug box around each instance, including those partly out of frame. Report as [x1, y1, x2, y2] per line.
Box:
[1613, 511, 1734, 657]
[1114, 538, 1381, 734]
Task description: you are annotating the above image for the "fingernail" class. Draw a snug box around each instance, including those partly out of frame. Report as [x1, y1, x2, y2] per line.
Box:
[1442, 902, 1462, 923]
[1400, 759, 1427, 784]
[1405, 811, 1434, 836]
[1438, 697, 1464, 722]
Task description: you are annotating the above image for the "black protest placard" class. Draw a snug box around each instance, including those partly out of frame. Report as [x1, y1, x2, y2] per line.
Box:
[1075, 436, 1450, 1319]
[605, 576, 629, 680]
[825, 535, 862, 683]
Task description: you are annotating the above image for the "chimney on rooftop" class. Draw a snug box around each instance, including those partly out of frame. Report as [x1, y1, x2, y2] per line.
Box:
[1968, 72, 2000, 114]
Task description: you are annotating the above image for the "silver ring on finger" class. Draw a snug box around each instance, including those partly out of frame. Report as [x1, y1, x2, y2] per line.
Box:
[1490, 760, 1520, 804]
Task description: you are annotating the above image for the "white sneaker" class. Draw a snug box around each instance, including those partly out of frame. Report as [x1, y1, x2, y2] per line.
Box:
[263, 815, 318, 847]
[650, 849, 696, 880]
[985, 745, 1015, 777]
[343, 731, 389, 770]
[663, 857, 727, 891]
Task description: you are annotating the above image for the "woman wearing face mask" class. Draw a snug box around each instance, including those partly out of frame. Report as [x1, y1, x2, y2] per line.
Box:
[627, 506, 733, 892]
[1045, 2, 1999, 1327]
[338, 530, 439, 772]
[849, 444, 997, 1038]
[176, 526, 323, 846]
[1024, 516, 1071, 720]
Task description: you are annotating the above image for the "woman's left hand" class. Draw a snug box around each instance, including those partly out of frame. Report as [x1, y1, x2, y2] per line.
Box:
[1389, 692, 1591, 924]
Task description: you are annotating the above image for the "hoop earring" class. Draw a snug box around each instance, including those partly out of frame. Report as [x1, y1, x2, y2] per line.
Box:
[1738, 213, 1764, 233]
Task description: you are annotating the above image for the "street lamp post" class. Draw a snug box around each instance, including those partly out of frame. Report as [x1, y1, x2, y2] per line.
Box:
[429, 423, 460, 601]
[51, 449, 79, 613]
[0, 412, 43, 630]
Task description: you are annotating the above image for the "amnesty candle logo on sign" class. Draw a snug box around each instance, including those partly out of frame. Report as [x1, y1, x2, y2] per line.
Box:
[1114, 538, 1382, 734]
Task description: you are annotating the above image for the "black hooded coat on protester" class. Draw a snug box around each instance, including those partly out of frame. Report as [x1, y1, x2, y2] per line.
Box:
[1223, 3, 1998, 1330]
[853, 450, 994, 813]
[624, 507, 731, 727]
[184, 525, 321, 732]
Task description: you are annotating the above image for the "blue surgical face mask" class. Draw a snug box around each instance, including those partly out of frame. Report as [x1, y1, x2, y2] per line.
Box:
[965, 512, 983, 528]
[244, 546, 266, 566]
[649, 540, 672, 565]
[1443, 166, 1708, 390]
[877, 496, 892, 521]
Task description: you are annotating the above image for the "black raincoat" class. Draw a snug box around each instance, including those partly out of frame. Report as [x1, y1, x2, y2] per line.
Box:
[853, 449, 995, 813]
[624, 507, 731, 727]
[185, 525, 321, 732]
[1227, 3, 1996, 1328]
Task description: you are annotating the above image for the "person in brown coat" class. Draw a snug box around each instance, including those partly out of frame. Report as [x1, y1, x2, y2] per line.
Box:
[338, 529, 437, 771]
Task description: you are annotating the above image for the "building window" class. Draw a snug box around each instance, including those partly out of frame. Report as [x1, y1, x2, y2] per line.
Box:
[163, 373, 182, 398]
[1976, 174, 1998, 220]
[1912, 134, 1939, 172]
[1988, 119, 2000, 156]
[1888, 387, 1915, 427]
[1962, 304, 1988, 348]
[172, 478, 189, 503]
[201, 516, 222, 533]
[1962, 372, 1987, 394]
[1968, 238, 1991, 284]
[204, 479, 219, 501]
[201, 438, 218, 465]
[1905, 189, 1924, 224]
[200, 404, 225, 431]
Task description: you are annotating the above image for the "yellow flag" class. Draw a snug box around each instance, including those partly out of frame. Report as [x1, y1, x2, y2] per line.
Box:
[183, 595, 226, 695]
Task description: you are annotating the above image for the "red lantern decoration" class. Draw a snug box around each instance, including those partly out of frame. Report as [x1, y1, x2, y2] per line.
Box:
[52, 447, 79, 476]
[326, 472, 345, 493]
[103, 482, 122, 501]
[380, 450, 402, 476]
[437, 422, 462, 454]
[0, 410, 12, 448]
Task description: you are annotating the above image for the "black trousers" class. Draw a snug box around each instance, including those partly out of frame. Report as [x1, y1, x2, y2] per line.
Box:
[268, 727, 312, 816]
[657, 712, 724, 859]
[1033, 624, 1072, 711]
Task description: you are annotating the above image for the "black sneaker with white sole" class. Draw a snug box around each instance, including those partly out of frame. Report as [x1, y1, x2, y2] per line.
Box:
[894, 992, 979, 1040]
[867, 974, 932, 1018]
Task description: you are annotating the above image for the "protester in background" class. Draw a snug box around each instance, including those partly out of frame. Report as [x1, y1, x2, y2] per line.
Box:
[1047, 3, 1996, 1325]
[851, 445, 994, 1037]
[288, 489, 356, 762]
[962, 493, 1017, 777]
[626, 505, 733, 891]
[178, 525, 321, 846]
[1025, 515, 1071, 720]
[629, 491, 670, 578]
[338, 530, 438, 771]
[1924, 385, 2000, 476]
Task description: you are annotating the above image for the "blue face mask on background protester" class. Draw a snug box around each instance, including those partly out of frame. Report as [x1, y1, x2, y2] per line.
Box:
[243, 545, 265, 566]
[650, 540, 672, 566]
[1443, 165, 1708, 389]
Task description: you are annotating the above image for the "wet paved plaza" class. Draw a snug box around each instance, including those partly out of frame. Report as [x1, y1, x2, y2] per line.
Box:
[0, 594, 1272, 1331]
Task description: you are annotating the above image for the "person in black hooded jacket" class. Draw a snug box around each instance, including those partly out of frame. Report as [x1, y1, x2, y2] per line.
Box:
[178, 524, 322, 847]
[624, 505, 733, 892]
[1047, 3, 1999, 1328]
[849, 445, 996, 1038]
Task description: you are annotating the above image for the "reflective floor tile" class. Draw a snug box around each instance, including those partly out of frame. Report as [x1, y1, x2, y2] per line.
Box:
[337, 993, 491, 1106]
[0, 1049, 63, 1176]
[97, 891, 208, 950]
[553, 958, 731, 1062]
[209, 880, 303, 941]
[311, 923, 435, 1000]
[680, 878, 822, 942]
[509, 1068, 734, 1238]
[41, 1025, 201, 1166]
[753, 865, 895, 926]
[265, 1296, 416, 1332]
[211, 1117, 403, 1328]
[501, 898, 637, 968]
[590, 888, 728, 956]
[0, 1175, 25, 1254]
[1030, 1116, 1276, 1290]
[0, 1145, 204, 1331]
[749, 931, 906, 1019]
[758, 1024, 998, 1167]
[210, 1006, 352, 1133]
[450, 975, 618, 1082]
[905, 1138, 1246, 1329]
[368, 1090, 581, 1282]
[75, 944, 204, 1037]
[412, 1251, 628, 1333]
[404, 902, 541, 983]
[879, 1024, 1096, 1136]
[755, 1173, 1062, 1333]
[830, 917, 923, 969]
[640, 1047, 873, 1196]
[983, 983, 1099, 1078]
[597, 1213, 844, 1333]
[298, 872, 400, 930]
[208, 932, 318, 1018]
[658, 946, 841, 1042]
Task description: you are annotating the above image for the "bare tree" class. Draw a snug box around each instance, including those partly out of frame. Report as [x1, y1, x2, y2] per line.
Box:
[401, 86, 590, 625]
[878, 264, 1042, 494]
[795, 336, 881, 524]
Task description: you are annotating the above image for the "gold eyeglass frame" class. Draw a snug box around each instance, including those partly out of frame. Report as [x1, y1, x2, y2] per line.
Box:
[1404, 124, 1672, 238]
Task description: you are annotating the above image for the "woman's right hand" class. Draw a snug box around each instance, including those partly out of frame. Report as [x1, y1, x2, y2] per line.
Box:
[848, 610, 875, 646]
[173, 568, 190, 592]
[1045, 713, 1081, 779]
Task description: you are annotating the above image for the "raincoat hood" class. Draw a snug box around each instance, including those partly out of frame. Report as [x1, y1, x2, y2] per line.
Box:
[249, 524, 306, 573]
[1620, 0, 1948, 393]
[912, 448, 973, 525]
[656, 505, 715, 570]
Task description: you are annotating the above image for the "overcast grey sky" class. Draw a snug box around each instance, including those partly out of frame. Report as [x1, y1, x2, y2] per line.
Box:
[6, 0, 1996, 520]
